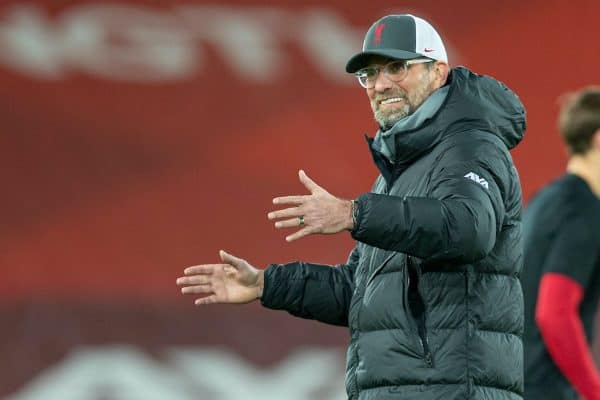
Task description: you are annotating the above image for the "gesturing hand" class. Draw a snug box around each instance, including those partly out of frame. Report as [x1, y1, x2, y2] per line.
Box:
[268, 170, 354, 242]
[176, 250, 263, 305]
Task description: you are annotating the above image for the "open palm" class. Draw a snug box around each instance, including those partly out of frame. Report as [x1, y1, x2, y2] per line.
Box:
[177, 250, 262, 305]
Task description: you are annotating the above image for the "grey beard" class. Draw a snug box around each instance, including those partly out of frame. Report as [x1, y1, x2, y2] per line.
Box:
[372, 73, 436, 131]
[374, 103, 411, 130]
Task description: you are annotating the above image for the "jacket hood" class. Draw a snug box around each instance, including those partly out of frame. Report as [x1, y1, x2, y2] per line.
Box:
[372, 67, 526, 166]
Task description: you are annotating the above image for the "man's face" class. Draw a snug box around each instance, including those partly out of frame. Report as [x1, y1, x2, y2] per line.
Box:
[366, 56, 438, 131]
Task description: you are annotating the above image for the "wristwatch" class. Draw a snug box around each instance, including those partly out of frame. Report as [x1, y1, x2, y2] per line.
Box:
[351, 199, 360, 229]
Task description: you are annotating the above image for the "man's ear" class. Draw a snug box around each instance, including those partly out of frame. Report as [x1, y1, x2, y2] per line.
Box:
[433, 61, 450, 86]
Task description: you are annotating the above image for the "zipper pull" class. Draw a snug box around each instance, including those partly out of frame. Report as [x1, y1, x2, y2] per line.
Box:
[420, 332, 434, 368]
[424, 352, 433, 367]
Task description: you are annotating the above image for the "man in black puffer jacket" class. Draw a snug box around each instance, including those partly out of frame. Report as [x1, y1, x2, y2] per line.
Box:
[178, 14, 526, 400]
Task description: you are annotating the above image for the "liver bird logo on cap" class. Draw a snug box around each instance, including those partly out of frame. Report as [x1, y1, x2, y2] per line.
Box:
[374, 24, 385, 44]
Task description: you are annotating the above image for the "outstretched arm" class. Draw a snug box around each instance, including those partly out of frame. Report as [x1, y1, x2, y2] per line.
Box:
[178, 247, 359, 327]
[269, 139, 514, 264]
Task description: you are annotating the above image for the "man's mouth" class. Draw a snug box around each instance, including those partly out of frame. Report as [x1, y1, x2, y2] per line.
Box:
[379, 97, 405, 105]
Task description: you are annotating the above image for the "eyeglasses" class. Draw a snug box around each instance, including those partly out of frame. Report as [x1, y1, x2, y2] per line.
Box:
[355, 59, 434, 89]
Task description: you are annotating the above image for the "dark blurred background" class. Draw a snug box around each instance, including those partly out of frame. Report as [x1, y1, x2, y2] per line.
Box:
[1, 0, 599, 399]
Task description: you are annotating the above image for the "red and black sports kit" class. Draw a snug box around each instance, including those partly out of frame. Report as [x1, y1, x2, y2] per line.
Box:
[523, 173, 600, 400]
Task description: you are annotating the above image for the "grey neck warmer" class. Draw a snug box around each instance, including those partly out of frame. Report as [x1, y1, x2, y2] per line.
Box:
[374, 85, 449, 163]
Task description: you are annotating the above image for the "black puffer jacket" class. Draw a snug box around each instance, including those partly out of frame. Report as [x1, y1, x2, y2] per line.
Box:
[262, 67, 526, 400]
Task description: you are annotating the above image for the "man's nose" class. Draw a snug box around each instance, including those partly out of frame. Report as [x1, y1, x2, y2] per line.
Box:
[373, 71, 394, 92]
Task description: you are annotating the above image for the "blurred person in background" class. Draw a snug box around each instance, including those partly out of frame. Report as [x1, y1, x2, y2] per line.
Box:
[522, 87, 600, 400]
[178, 14, 526, 400]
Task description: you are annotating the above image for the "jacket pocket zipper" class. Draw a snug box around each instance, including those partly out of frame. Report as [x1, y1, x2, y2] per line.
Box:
[408, 257, 434, 368]
[420, 334, 434, 367]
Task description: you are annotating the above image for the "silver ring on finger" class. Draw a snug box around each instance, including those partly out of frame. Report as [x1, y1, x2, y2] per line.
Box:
[298, 216, 305, 226]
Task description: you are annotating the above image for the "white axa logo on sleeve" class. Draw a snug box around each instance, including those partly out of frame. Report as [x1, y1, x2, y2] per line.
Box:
[464, 172, 489, 189]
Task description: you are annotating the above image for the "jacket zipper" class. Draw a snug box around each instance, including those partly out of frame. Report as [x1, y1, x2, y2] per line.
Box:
[420, 335, 433, 367]
[408, 256, 434, 368]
